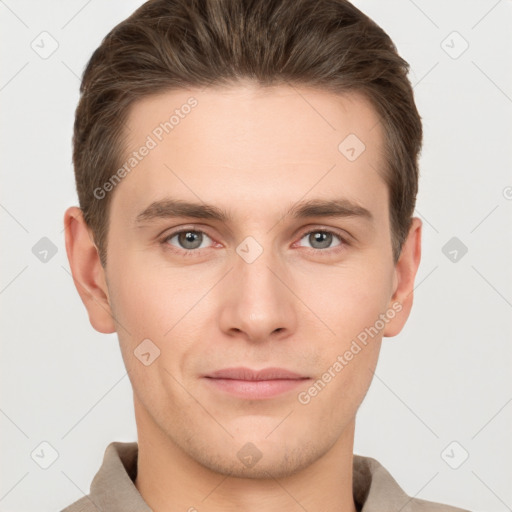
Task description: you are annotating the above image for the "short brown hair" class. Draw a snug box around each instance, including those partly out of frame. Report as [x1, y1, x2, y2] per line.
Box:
[73, 0, 422, 267]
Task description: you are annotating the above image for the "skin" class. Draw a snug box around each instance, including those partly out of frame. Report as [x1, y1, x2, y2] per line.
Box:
[64, 83, 421, 512]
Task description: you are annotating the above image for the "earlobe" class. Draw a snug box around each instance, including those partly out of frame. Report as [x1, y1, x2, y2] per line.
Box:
[383, 217, 422, 338]
[63, 206, 117, 334]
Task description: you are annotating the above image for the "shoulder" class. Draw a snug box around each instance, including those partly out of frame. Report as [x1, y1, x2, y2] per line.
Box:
[60, 495, 99, 512]
[405, 496, 471, 512]
[353, 454, 471, 512]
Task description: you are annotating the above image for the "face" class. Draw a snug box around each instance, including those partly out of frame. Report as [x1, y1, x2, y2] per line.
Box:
[65, 83, 421, 479]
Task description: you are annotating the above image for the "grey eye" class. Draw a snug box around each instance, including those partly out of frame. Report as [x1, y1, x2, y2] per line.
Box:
[165, 230, 212, 251]
[299, 230, 342, 250]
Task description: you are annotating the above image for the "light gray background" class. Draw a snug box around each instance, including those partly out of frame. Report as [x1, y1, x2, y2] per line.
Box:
[1, 1, 511, 511]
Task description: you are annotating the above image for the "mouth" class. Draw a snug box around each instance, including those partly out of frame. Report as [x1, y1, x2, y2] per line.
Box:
[203, 367, 311, 399]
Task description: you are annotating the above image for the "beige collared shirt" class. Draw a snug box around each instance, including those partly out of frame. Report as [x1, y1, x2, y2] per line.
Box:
[61, 441, 470, 511]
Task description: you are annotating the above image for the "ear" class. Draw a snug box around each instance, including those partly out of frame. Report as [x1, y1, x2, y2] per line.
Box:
[63, 206, 116, 334]
[383, 217, 422, 337]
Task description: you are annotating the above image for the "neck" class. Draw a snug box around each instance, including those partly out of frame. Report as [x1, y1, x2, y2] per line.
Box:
[134, 394, 358, 512]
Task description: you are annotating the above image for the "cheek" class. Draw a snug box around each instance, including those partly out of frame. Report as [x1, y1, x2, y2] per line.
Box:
[106, 256, 203, 391]
[110, 269, 189, 415]
[297, 258, 393, 342]
[292, 258, 390, 407]
[107, 254, 192, 340]
[295, 334, 381, 440]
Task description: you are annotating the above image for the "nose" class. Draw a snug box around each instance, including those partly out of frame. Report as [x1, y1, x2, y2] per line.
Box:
[217, 242, 298, 343]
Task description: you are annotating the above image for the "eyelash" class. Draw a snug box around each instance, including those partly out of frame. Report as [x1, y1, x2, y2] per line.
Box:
[159, 227, 350, 257]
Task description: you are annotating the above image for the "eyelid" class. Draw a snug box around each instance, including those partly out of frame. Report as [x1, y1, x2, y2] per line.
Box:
[159, 224, 351, 254]
[160, 226, 217, 253]
[294, 226, 350, 252]
[296, 225, 350, 241]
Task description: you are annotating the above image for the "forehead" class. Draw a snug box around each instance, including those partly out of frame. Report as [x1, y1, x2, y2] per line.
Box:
[113, 83, 388, 225]
[124, 83, 383, 153]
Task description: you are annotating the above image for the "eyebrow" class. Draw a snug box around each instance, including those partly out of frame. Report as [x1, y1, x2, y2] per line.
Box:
[134, 197, 373, 226]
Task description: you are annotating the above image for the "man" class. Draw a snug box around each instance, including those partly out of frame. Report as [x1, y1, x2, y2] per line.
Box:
[62, 0, 470, 510]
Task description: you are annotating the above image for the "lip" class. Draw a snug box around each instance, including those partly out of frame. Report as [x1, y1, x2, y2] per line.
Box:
[203, 367, 310, 399]
[206, 367, 306, 381]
